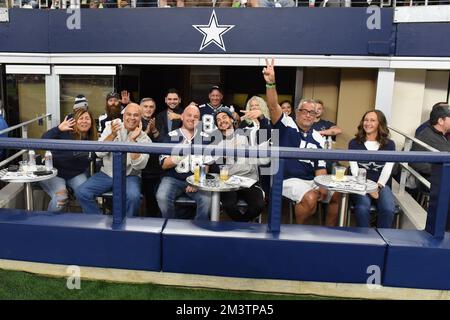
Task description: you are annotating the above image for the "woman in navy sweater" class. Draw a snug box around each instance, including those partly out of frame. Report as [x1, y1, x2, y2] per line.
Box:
[40, 109, 98, 211]
[348, 110, 396, 228]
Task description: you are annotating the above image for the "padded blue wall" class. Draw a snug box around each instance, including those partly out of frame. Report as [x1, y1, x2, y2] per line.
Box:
[162, 220, 387, 284]
[2, 8, 395, 55]
[0, 210, 164, 271]
[379, 229, 450, 290]
[396, 23, 450, 57]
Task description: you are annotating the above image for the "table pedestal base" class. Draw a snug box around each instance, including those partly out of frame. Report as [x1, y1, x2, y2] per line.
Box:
[211, 192, 220, 222]
[338, 193, 349, 227]
[25, 182, 33, 211]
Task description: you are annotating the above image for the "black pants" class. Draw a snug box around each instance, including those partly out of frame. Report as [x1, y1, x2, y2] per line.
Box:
[221, 184, 265, 222]
[142, 177, 161, 217]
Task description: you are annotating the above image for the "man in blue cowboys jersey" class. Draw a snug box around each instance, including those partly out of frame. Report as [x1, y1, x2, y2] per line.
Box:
[156, 103, 212, 220]
[262, 59, 340, 226]
[198, 85, 240, 134]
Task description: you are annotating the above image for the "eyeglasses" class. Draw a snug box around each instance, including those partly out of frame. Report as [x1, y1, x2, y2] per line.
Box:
[297, 109, 317, 117]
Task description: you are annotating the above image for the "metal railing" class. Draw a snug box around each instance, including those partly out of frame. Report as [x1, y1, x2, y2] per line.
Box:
[5, 0, 449, 8]
[389, 126, 437, 198]
[0, 137, 449, 237]
[0, 113, 52, 168]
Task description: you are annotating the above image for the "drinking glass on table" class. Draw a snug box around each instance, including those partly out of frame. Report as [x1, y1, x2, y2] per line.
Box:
[219, 165, 229, 182]
[333, 166, 346, 181]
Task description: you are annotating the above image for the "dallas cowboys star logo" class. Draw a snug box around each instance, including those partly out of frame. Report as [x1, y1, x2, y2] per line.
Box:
[193, 11, 235, 52]
[360, 162, 385, 172]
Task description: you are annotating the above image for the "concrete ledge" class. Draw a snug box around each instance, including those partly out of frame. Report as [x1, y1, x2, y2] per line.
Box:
[1, 259, 449, 300]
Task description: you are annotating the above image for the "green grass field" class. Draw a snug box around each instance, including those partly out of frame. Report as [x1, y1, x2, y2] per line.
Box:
[0, 269, 333, 300]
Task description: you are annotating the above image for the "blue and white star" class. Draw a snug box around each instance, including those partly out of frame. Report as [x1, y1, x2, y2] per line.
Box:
[193, 10, 235, 52]
[360, 162, 385, 172]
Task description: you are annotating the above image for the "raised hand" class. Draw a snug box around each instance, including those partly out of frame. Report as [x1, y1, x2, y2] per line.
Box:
[262, 58, 276, 84]
[148, 118, 156, 132]
[241, 109, 263, 121]
[58, 116, 75, 132]
[121, 90, 130, 105]
[129, 126, 142, 141]
[168, 110, 182, 121]
[111, 119, 122, 137]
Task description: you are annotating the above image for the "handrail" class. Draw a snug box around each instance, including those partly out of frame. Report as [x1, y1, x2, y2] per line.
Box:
[0, 137, 449, 163]
[389, 126, 440, 152]
[0, 113, 51, 136]
[0, 150, 27, 168]
[399, 163, 431, 189]
[0, 137, 448, 237]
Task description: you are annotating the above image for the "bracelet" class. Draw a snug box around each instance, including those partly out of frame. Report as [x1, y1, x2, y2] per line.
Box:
[266, 83, 276, 88]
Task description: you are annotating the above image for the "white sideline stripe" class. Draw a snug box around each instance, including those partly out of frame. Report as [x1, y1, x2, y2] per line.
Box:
[0, 259, 449, 300]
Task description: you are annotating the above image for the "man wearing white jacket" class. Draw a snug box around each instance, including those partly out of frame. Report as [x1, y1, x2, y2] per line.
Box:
[76, 103, 150, 217]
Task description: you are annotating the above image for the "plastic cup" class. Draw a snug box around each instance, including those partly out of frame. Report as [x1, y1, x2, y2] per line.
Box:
[219, 165, 229, 182]
[194, 165, 200, 183]
[19, 161, 28, 174]
[334, 166, 346, 182]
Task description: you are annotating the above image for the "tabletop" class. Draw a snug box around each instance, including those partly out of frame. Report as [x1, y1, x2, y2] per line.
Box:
[314, 174, 378, 195]
[0, 167, 58, 183]
[186, 174, 243, 193]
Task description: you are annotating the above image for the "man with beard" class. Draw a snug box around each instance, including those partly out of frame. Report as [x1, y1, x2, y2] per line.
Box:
[155, 88, 183, 139]
[98, 92, 123, 134]
[76, 103, 151, 217]
[212, 107, 267, 222]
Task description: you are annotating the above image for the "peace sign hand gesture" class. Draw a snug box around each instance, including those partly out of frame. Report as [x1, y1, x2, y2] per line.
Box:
[58, 116, 75, 132]
[262, 58, 276, 84]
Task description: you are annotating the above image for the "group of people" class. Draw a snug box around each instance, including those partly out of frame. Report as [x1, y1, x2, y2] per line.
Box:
[36, 59, 450, 229]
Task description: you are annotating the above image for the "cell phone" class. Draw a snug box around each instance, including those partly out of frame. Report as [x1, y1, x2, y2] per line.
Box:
[34, 170, 53, 176]
[8, 165, 19, 172]
[206, 174, 215, 180]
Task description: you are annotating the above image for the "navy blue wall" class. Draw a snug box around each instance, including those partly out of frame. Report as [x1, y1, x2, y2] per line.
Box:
[396, 23, 450, 57]
[1, 8, 398, 55]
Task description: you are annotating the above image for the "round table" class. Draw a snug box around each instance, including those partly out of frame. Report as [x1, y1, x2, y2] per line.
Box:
[186, 174, 242, 222]
[0, 167, 58, 211]
[314, 174, 378, 227]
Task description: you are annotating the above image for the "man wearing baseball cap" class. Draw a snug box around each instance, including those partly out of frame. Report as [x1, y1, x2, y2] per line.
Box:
[98, 92, 122, 133]
[198, 85, 240, 134]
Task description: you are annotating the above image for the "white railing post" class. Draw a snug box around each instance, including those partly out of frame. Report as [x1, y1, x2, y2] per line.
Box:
[399, 139, 413, 196]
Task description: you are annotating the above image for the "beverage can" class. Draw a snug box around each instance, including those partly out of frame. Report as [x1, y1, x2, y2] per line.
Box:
[357, 168, 367, 184]
[45, 151, 53, 170]
[199, 165, 206, 183]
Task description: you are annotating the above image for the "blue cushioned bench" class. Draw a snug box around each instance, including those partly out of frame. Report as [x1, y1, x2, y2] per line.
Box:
[162, 220, 387, 283]
[0, 209, 165, 271]
[378, 229, 450, 290]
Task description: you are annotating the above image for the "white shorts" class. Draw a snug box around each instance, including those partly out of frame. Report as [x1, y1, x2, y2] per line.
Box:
[282, 178, 333, 204]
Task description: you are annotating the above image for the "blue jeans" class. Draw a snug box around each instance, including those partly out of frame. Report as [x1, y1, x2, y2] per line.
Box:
[39, 172, 88, 212]
[351, 186, 395, 228]
[75, 171, 141, 217]
[156, 176, 211, 221]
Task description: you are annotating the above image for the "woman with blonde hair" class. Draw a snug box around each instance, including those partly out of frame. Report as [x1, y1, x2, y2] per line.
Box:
[40, 109, 98, 211]
[239, 95, 271, 145]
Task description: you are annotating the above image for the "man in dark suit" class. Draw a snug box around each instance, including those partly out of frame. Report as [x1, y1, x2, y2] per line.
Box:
[155, 88, 183, 139]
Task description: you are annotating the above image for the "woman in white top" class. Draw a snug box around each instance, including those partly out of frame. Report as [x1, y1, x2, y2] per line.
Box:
[348, 110, 396, 228]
